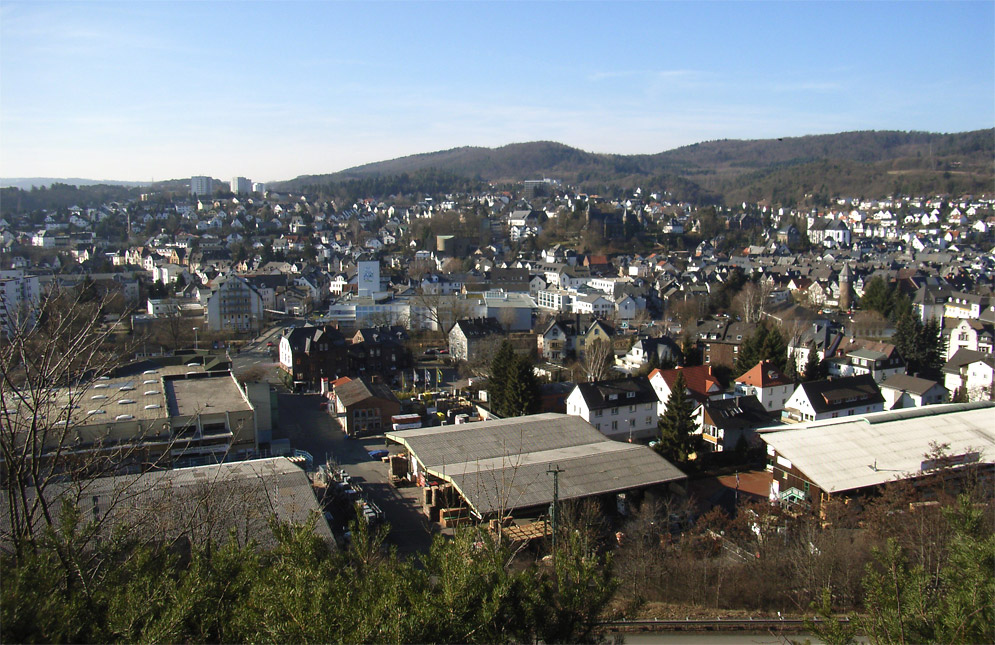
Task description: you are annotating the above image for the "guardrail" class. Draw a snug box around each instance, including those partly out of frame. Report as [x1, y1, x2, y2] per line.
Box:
[601, 616, 851, 630]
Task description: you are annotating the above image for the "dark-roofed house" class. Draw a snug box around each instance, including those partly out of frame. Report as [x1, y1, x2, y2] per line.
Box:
[278, 324, 348, 389]
[331, 376, 401, 437]
[943, 348, 995, 402]
[880, 374, 948, 409]
[386, 413, 686, 519]
[448, 317, 505, 362]
[690, 318, 758, 368]
[348, 326, 413, 379]
[565, 376, 660, 441]
[828, 340, 905, 383]
[782, 374, 885, 423]
[696, 394, 778, 452]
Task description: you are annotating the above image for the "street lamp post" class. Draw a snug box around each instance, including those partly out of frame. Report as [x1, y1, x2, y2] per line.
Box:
[193, 327, 199, 351]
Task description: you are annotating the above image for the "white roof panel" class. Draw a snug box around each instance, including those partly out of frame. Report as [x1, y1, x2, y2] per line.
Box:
[760, 403, 995, 493]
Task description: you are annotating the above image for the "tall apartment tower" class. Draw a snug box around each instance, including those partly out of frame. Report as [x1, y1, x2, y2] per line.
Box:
[190, 176, 213, 196]
[231, 177, 252, 194]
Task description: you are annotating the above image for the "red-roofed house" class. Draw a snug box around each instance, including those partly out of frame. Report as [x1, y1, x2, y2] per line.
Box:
[734, 360, 794, 414]
[649, 365, 724, 415]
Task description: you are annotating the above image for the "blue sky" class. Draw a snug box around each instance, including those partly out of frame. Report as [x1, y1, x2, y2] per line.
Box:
[1, 1, 992, 183]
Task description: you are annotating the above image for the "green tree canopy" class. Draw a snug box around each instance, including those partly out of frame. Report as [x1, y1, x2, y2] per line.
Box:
[488, 340, 516, 415]
[734, 322, 788, 377]
[893, 313, 945, 380]
[502, 353, 541, 417]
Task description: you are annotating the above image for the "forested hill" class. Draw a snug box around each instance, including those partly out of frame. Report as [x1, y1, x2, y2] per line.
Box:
[277, 129, 993, 205]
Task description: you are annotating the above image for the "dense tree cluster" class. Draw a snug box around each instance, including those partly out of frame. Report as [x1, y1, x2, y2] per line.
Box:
[733, 322, 788, 377]
[893, 312, 945, 380]
[1, 509, 617, 644]
[859, 276, 912, 321]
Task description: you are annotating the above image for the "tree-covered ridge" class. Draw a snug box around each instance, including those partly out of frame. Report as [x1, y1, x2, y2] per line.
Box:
[0, 183, 143, 216]
[274, 129, 994, 205]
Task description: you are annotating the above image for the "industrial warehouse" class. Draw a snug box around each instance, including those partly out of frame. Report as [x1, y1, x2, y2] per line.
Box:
[385, 413, 687, 521]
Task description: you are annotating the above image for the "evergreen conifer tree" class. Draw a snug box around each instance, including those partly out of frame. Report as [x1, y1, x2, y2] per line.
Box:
[803, 341, 823, 381]
[503, 354, 540, 417]
[657, 372, 698, 462]
[489, 340, 515, 415]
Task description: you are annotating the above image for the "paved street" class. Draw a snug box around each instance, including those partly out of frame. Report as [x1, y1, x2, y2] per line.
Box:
[230, 322, 292, 384]
[231, 323, 437, 554]
[274, 392, 436, 555]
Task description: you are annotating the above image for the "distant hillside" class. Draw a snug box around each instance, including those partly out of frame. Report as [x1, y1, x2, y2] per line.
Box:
[0, 177, 149, 190]
[277, 129, 993, 205]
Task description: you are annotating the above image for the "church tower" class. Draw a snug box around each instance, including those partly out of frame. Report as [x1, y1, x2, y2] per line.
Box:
[838, 262, 853, 311]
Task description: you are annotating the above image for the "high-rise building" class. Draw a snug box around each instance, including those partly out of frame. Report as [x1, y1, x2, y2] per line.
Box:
[231, 177, 252, 194]
[190, 176, 213, 196]
[357, 260, 380, 297]
[0, 269, 41, 337]
[252, 182, 267, 195]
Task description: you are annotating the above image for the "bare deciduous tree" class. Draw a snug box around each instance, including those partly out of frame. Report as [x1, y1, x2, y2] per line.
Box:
[410, 292, 473, 335]
[1, 285, 142, 554]
[734, 280, 774, 324]
[582, 338, 616, 382]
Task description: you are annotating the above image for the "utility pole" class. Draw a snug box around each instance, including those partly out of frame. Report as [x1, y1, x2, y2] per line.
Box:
[547, 464, 564, 570]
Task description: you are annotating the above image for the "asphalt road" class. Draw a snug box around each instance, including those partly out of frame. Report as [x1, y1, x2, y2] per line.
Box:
[231, 323, 437, 555]
[231, 323, 290, 384]
[275, 392, 436, 555]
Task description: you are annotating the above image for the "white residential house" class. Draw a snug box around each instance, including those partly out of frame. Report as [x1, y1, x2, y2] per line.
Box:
[781, 375, 884, 423]
[733, 360, 794, 414]
[946, 319, 994, 359]
[879, 375, 948, 409]
[943, 349, 995, 402]
[572, 293, 614, 317]
[565, 377, 660, 441]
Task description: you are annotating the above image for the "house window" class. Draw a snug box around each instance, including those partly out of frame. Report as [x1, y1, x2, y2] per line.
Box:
[629, 405, 636, 412]
[629, 418, 636, 427]
[594, 409, 603, 417]
[611, 408, 618, 415]
[646, 417, 652, 425]
[611, 421, 618, 430]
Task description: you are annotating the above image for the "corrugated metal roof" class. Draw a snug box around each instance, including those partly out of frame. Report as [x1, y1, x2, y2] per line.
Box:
[0, 457, 333, 549]
[389, 413, 604, 469]
[388, 413, 685, 517]
[761, 402, 995, 494]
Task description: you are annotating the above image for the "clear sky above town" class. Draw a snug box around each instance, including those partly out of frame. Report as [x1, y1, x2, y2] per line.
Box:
[1, 1, 992, 184]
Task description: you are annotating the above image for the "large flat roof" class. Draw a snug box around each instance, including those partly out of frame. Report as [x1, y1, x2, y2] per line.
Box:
[165, 373, 251, 417]
[0, 457, 333, 549]
[760, 402, 995, 494]
[388, 413, 686, 517]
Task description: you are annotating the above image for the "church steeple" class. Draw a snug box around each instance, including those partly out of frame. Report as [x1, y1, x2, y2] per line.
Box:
[839, 262, 853, 311]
